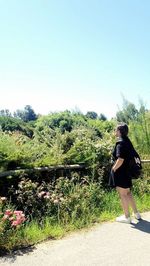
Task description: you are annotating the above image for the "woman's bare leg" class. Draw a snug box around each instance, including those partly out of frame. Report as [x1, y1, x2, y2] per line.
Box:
[116, 187, 130, 218]
[127, 190, 138, 213]
[117, 187, 139, 216]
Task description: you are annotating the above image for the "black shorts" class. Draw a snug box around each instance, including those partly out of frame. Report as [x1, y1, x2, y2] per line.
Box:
[109, 168, 132, 189]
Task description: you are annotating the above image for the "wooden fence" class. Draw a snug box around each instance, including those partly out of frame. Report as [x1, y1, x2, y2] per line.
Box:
[0, 164, 86, 178]
[141, 160, 150, 163]
[0, 160, 149, 178]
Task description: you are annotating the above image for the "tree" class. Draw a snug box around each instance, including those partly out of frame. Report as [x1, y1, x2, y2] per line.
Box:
[24, 105, 37, 122]
[99, 113, 107, 121]
[14, 105, 37, 122]
[116, 99, 139, 123]
[0, 109, 12, 117]
[86, 111, 98, 120]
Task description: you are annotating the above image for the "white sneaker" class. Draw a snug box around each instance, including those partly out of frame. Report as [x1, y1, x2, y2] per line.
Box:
[116, 215, 131, 224]
[134, 212, 141, 220]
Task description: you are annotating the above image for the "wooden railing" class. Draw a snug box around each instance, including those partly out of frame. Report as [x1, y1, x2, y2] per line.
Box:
[0, 164, 85, 178]
[0, 160, 149, 178]
[141, 160, 150, 163]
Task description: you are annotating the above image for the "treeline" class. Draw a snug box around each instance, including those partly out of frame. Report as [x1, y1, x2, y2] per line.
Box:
[0, 105, 108, 137]
[0, 105, 107, 123]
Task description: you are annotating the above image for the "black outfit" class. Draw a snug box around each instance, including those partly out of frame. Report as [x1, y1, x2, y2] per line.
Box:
[109, 136, 133, 188]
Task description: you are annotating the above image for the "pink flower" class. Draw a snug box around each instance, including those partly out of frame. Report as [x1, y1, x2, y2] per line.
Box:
[0, 207, 26, 228]
[13, 211, 26, 225]
[16, 215, 25, 221]
[1, 208, 26, 227]
[21, 217, 26, 222]
[14, 210, 23, 215]
[12, 220, 20, 227]
[5, 210, 13, 216]
[11, 215, 25, 226]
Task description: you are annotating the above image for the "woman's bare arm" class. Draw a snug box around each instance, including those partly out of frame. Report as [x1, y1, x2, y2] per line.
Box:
[112, 158, 124, 172]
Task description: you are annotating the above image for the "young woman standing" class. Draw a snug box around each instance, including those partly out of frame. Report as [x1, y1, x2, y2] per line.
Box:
[111, 123, 141, 223]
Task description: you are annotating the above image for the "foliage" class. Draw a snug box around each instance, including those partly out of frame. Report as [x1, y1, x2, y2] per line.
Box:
[0, 132, 25, 171]
[6, 173, 104, 223]
[129, 110, 150, 155]
[99, 113, 107, 121]
[86, 111, 98, 120]
[0, 103, 150, 253]
[0, 197, 26, 251]
[1, 186, 150, 253]
[14, 105, 37, 122]
[0, 109, 12, 117]
[116, 98, 139, 123]
[35, 110, 88, 133]
[0, 116, 34, 137]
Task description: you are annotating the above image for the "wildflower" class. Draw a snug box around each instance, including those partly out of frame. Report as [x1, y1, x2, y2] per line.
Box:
[5, 210, 13, 216]
[44, 195, 50, 199]
[2, 214, 9, 221]
[12, 220, 20, 227]
[0, 197, 7, 202]
[14, 210, 23, 215]
[9, 217, 14, 221]
[53, 199, 59, 204]
[38, 191, 46, 198]
[60, 197, 64, 202]
[11, 211, 26, 227]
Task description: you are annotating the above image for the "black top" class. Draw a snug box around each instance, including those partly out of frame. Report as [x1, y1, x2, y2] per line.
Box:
[111, 136, 133, 188]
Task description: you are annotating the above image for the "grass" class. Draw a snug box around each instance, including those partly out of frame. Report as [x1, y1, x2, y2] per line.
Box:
[1, 189, 150, 255]
[100, 190, 150, 222]
[134, 193, 150, 211]
[24, 218, 65, 243]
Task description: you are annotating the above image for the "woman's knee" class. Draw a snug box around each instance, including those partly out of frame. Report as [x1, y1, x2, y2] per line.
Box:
[117, 187, 130, 197]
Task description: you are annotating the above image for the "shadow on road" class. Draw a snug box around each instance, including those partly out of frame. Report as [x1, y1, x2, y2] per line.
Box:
[131, 219, 150, 234]
[0, 245, 36, 263]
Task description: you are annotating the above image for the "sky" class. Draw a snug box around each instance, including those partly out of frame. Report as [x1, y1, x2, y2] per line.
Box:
[0, 0, 150, 119]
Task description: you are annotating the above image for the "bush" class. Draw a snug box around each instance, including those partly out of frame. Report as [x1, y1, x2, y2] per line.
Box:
[6, 174, 104, 225]
[0, 197, 26, 251]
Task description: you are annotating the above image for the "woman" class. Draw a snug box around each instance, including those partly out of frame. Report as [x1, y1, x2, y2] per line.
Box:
[110, 123, 141, 223]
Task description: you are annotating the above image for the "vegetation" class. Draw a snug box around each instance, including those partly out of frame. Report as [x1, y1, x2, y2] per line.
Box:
[0, 101, 150, 253]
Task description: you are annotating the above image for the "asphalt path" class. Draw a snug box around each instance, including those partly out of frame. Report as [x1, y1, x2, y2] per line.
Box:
[1, 212, 150, 266]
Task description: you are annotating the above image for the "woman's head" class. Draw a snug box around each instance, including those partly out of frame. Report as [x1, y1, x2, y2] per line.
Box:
[115, 123, 129, 138]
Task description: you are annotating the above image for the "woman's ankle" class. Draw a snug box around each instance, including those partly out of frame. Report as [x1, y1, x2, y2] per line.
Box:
[125, 213, 130, 218]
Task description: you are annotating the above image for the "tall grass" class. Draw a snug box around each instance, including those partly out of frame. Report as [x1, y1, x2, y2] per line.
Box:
[130, 111, 150, 157]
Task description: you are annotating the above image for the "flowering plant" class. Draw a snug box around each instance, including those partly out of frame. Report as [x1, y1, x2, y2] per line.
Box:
[2, 209, 26, 227]
[0, 196, 26, 237]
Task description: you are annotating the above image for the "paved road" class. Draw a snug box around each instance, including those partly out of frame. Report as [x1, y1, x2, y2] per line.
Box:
[1, 212, 150, 266]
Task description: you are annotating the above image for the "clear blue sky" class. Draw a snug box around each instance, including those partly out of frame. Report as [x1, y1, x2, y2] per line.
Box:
[0, 0, 150, 119]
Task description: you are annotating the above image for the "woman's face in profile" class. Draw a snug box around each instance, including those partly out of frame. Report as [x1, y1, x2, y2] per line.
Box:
[114, 128, 121, 138]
